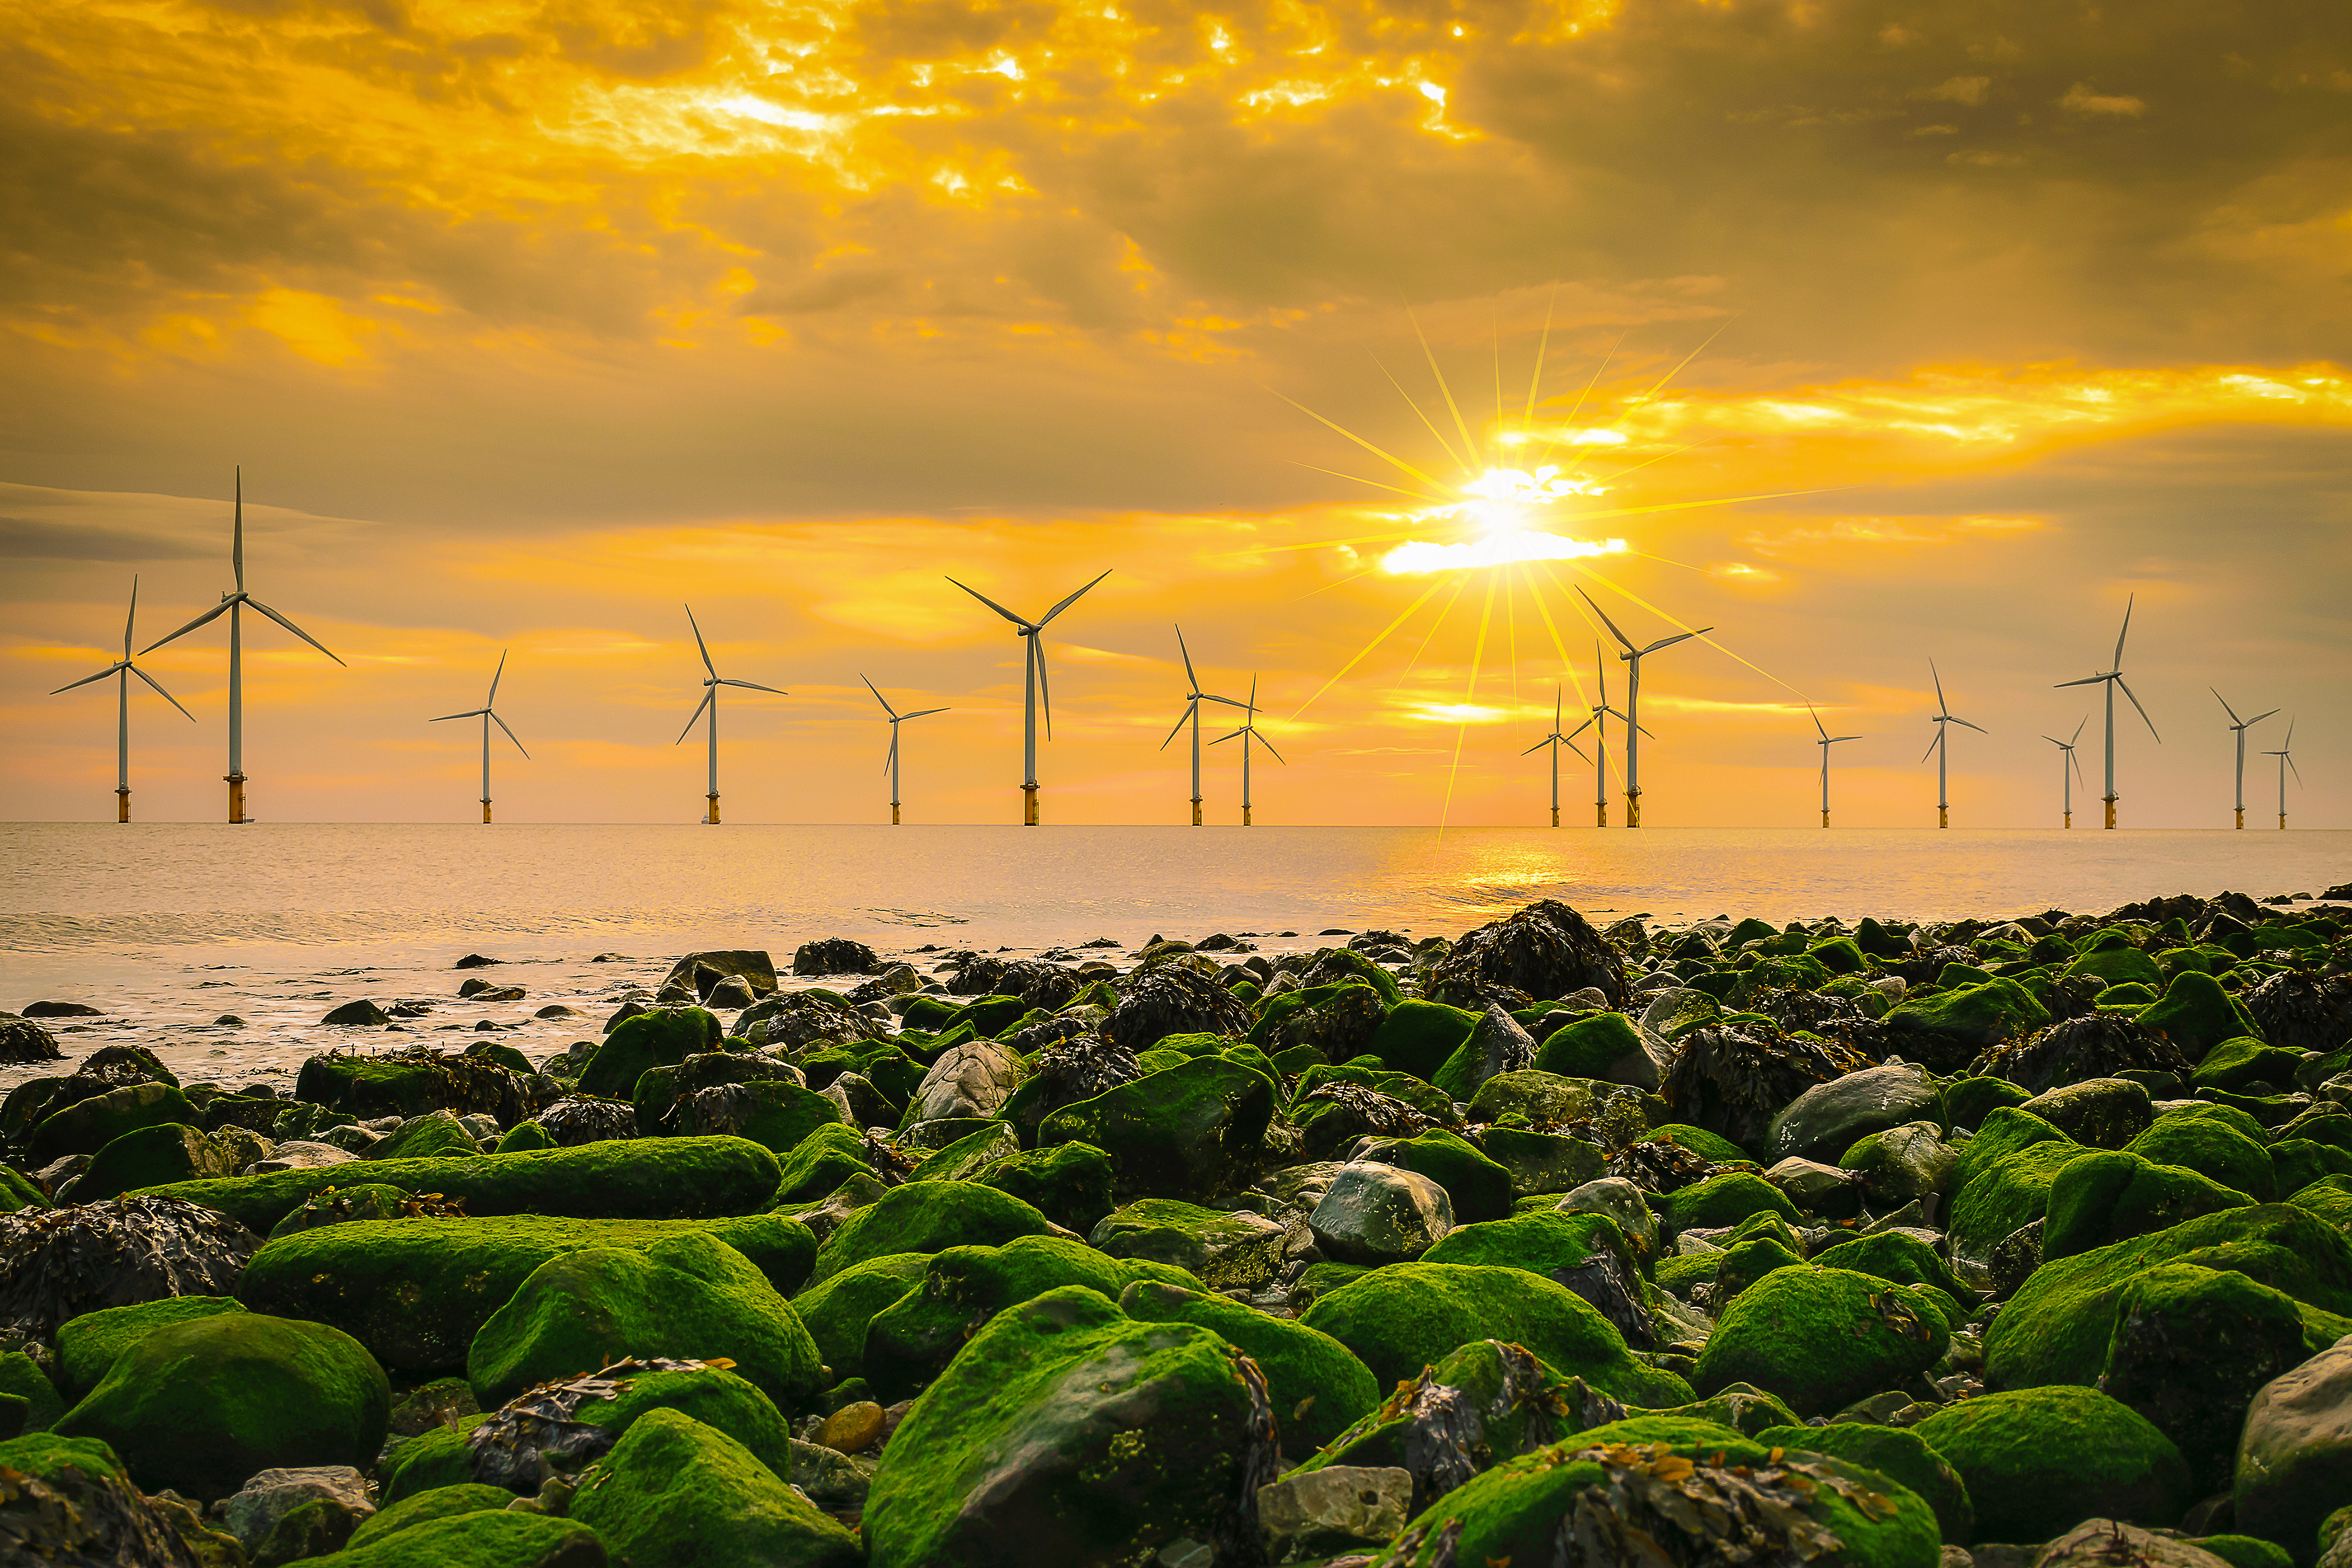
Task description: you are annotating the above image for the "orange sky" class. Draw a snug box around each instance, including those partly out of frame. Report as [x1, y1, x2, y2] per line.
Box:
[3, 0, 2347, 826]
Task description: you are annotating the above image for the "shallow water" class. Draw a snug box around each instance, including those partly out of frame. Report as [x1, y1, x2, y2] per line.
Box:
[4, 822, 2346, 1092]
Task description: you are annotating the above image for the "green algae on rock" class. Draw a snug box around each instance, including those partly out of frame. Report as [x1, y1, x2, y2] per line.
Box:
[1036, 1053, 1276, 1202]
[1118, 1277, 1379, 1453]
[568, 1406, 858, 1568]
[1909, 1385, 2192, 1544]
[1753, 1421, 1975, 1543]
[1692, 1266, 1949, 1417]
[804, 1179, 1058, 1285]
[52, 1294, 248, 1402]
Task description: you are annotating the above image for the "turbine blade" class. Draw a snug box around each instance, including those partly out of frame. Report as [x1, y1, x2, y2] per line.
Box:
[1201, 694, 1248, 709]
[1210, 727, 1245, 746]
[1521, 737, 1552, 756]
[1640, 627, 1711, 655]
[2211, 687, 2242, 726]
[2071, 751, 2086, 785]
[1952, 716, 1988, 734]
[1574, 586, 1635, 652]
[1565, 716, 1595, 741]
[2070, 716, 2087, 744]
[140, 596, 234, 653]
[2287, 755, 2303, 785]
[1930, 659, 1947, 711]
[124, 574, 138, 658]
[1921, 732, 1942, 764]
[1809, 703, 1828, 741]
[431, 709, 488, 721]
[1634, 720, 1655, 739]
[1830, 735, 1862, 744]
[684, 605, 716, 677]
[487, 649, 506, 706]
[130, 664, 195, 720]
[2043, 734, 2066, 747]
[1175, 625, 1200, 693]
[232, 467, 245, 595]
[491, 711, 528, 758]
[244, 597, 345, 665]
[860, 674, 897, 718]
[946, 577, 1032, 628]
[51, 663, 126, 695]
[675, 690, 713, 745]
[1039, 569, 1113, 627]
[1160, 700, 1194, 750]
[2053, 674, 2107, 690]
[883, 732, 897, 776]
[1256, 735, 1286, 765]
[720, 679, 787, 695]
[2113, 593, 2134, 671]
[901, 707, 949, 720]
[1032, 634, 1054, 740]
[2116, 679, 2159, 741]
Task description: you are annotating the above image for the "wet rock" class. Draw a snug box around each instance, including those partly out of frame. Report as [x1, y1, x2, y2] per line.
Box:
[1432, 1005, 1538, 1100]
[321, 999, 391, 1027]
[1039, 1054, 1276, 1202]
[701, 975, 757, 1011]
[659, 949, 778, 997]
[1663, 1021, 1869, 1153]
[2035, 1521, 2235, 1568]
[792, 1437, 873, 1512]
[570, 1406, 858, 1568]
[1106, 965, 1251, 1052]
[1309, 1163, 1454, 1264]
[1766, 1061, 1940, 1164]
[0, 1196, 260, 1343]
[1911, 1385, 2192, 1544]
[1424, 899, 1628, 1010]
[1842, 1121, 1960, 1209]
[2235, 1336, 2352, 1565]
[2022, 1077, 2157, 1148]
[1555, 1177, 1661, 1259]
[795, 938, 882, 977]
[1256, 1465, 1411, 1560]
[1763, 1157, 1865, 1218]
[533, 1097, 640, 1146]
[1979, 1013, 2195, 1095]
[1693, 1265, 1949, 1416]
[0, 1431, 227, 1565]
[2244, 971, 2352, 1054]
[248, 1139, 360, 1171]
[1091, 1199, 1288, 1290]
[948, 957, 1082, 1013]
[905, 1039, 1026, 1122]
[221, 1465, 375, 1554]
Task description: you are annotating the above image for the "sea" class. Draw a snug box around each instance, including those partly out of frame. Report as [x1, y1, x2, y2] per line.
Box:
[4, 822, 2347, 1094]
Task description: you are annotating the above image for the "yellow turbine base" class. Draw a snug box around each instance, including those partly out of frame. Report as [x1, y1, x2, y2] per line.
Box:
[1022, 785, 1039, 826]
[1938, 806, 1949, 829]
[117, 788, 130, 824]
[1596, 802, 1608, 827]
[482, 800, 492, 824]
[706, 793, 720, 826]
[1625, 791, 1642, 828]
[892, 803, 901, 825]
[2104, 795, 2117, 830]
[1191, 798, 1202, 827]
[2063, 811, 2072, 829]
[1550, 806, 1559, 827]
[2280, 813, 2289, 829]
[1821, 810, 1830, 828]
[1242, 806, 1253, 826]
[226, 774, 246, 825]
[2235, 808, 2245, 829]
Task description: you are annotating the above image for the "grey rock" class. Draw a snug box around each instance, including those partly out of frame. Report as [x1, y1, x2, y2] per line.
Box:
[2033, 1522, 2231, 1568]
[320, 999, 390, 1027]
[249, 1140, 359, 1172]
[1765, 1061, 1939, 1163]
[222, 1466, 374, 1552]
[1455, 1005, 1538, 1096]
[704, 975, 758, 1011]
[788, 1438, 872, 1512]
[213, 1126, 273, 1170]
[2019, 1077, 2154, 1149]
[1255, 1465, 1411, 1560]
[2236, 1334, 2352, 1560]
[1762, 1157, 1863, 1219]
[1554, 1177, 1659, 1258]
[906, 1040, 1027, 1122]
[821, 1072, 893, 1131]
[1849, 1121, 1960, 1208]
[1308, 1163, 1454, 1264]
[660, 949, 778, 996]
[318, 1124, 382, 1155]
[1090, 1201, 1287, 1291]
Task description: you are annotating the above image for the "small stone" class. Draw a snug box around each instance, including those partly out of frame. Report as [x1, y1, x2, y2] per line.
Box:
[214, 1014, 248, 1027]
[320, 999, 390, 1027]
[221, 1466, 374, 1554]
[454, 953, 504, 968]
[22, 1001, 105, 1018]
[1255, 1465, 1412, 1558]
[817, 1400, 885, 1454]
[1307, 1162, 1454, 1264]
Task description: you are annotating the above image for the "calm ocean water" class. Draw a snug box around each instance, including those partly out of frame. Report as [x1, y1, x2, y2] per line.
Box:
[4, 822, 2347, 1091]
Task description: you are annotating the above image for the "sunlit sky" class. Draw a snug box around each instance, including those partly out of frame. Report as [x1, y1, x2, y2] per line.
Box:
[4, 0, 2347, 827]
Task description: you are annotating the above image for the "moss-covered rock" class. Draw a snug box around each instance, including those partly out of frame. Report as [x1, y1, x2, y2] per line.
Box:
[1117, 1277, 1378, 1454]
[805, 1180, 1057, 1285]
[2143, 972, 2263, 1060]
[289, 1504, 603, 1565]
[366, 1110, 483, 1162]
[293, 1049, 522, 1124]
[491, 1119, 555, 1154]
[1300, 1262, 1690, 1404]
[1478, 1126, 1607, 1196]
[1881, 979, 2051, 1071]
[770, 1124, 874, 1205]
[1944, 1076, 2032, 1131]
[137, 1134, 782, 1233]
[73, 1121, 237, 1201]
[577, 1006, 723, 1099]
[2234, 1337, 2352, 1567]
[341, 1483, 518, 1550]
[1659, 1170, 1798, 1234]
[0, 1351, 64, 1433]
[569, 1406, 858, 1568]
[1087, 1198, 1285, 1290]
[788, 1252, 927, 1381]
[2129, 1109, 2277, 1202]
[1292, 1338, 1592, 1506]
[1533, 1011, 1657, 1088]
[53, 1294, 248, 1402]
[1711, 1233, 1807, 1307]
[1950, 1109, 2090, 1261]
[2194, 1036, 2312, 1096]
[1807, 1230, 1971, 1304]
[1753, 1421, 1974, 1542]
[1036, 1054, 1274, 1202]
[51, 1312, 389, 1501]
[466, 1232, 824, 1408]
[1692, 1266, 1949, 1417]
[862, 1285, 1266, 1568]
[27, 1081, 200, 1165]
[968, 1141, 1115, 1233]
[2043, 1149, 2256, 1260]
[2067, 945, 2165, 990]
[1421, 1207, 1634, 1282]
[1367, 999, 1481, 1080]
[1766, 1062, 1941, 1165]
[238, 1212, 813, 1374]
[1910, 1385, 2192, 1543]
[2019, 1077, 2157, 1149]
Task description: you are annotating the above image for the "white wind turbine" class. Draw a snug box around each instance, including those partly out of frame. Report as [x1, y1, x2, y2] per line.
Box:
[51, 575, 195, 822]
[1158, 626, 1245, 826]
[862, 676, 948, 825]
[947, 570, 1111, 825]
[430, 651, 527, 823]
[1809, 706, 1862, 828]
[1208, 675, 1284, 825]
[2054, 594, 2160, 829]
[1562, 642, 1633, 826]
[1921, 661, 1986, 829]
[2212, 689, 2279, 831]
[2263, 720, 2301, 829]
[676, 606, 785, 825]
[142, 469, 344, 823]
[2043, 718, 2088, 829]
[1576, 589, 1710, 827]
[1523, 687, 1588, 828]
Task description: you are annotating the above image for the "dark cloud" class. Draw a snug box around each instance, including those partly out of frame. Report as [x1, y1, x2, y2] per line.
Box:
[0, 516, 212, 561]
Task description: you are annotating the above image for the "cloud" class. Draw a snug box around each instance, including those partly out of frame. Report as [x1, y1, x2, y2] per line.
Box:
[2060, 84, 2150, 117]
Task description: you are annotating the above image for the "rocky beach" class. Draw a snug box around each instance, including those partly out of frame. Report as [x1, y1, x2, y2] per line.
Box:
[4, 886, 2352, 1568]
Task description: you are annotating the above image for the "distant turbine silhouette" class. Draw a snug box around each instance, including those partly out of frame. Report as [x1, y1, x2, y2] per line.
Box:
[2055, 594, 2159, 829]
[1809, 706, 1861, 828]
[142, 469, 344, 823]
[862, 676, 948, 825]
[51, 575, 195, 822]
[676, 606, 785, 825]
[2263, 719, 2301, 829]
[430, 652, 527, 823]
[1921, 661, 1986, 829]
[1577, 590, 1709, 827]
[1158, 626, 1244, 826]
[2042, 718, 2088, 829]
[1562, 641, 1634, 826]
[947, 570, 1111, 825]
[1208, 675, 1284, 824]
[1523, 687, 1589, 827]
[2212, 689, 2279, 831]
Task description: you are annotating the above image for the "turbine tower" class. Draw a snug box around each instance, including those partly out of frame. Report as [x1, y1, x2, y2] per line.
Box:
[2043, 719, 2088, 829]
[51, 575, 195, 821]
[1209, 675, 1284, 825]
[862, 676, 947, 825]
[142, 469, 344, 823]
[1921, 661, 1986, 829]
[2263, 720, 2300, 829]
[2212, 689, 2279, 831]
[430, 652, 528, 823]
[1522, 687, 1588, 827]
[1563, 642, 1631, 826]
[947, 570, 1111, 826]
[676, 605, 784, 825]
[2055, 594, 2159, 829]
[1158, 626, 1243, 826]
[1809, 705, 1861, 828]
[1577, 588, 1711, 827]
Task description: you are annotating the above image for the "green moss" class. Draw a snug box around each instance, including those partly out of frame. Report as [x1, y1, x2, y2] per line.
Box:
[1692, 1266, 1950, 1417]
[2142, 972, 2262, 1059]
[1808, 1231, 1972, 1304]
[770, 1124, 875, 1205]
[1944, 1076, 2031, 1131]
[2043, 1150, 2256, 1260]
[1383, 1127, 1514, 1223]
[1910, 1385, 2191, 1543]
[1299, 1262, 1691, 1405]
[1532, 1011, 1645, 1079]
[1949, 1109, 2090, 1260]
[969, 1140, 1116, 1233]
[569, 1407, 859, 1568]
[2194, 1036, 2310, 1095]
[0, 1352, 63, 1433]
[2100, 1261, 2315, 1492]
[1421, 1208, 1635, 1281]
[1119, 1278, 1379, 1452]
[27, 1081, 199, 1165]
[789, 1252, 927, 1380]
[2288, 1173, 2352, 1233]
[1648, 1123, 1752, 1163]
[1712, 1235, 1806, 1306]
[74, 1122, 236, 1201]
[2066, 946, 2165, 990]
[578, 1005, 723, 1098]
[1367, 999, 1480, 1080]
[2128, 1110, 2276, 1202]
[239, 1212, 814, 1374]
[1089, 1198, 1281, 1288]
[1036, 1054, 1275, 1201]
[1300, 1338, 1597, 1477]
[1755, 1422, 1973, 1542]
[491, 1119, 554, 1154]
[2272, 1139, 2352, 1197]
[1660, 1170, 1797, 1234]
[378, 1418, 486, 1502]
[53, 1296, 247, 1402]
[267, 1181, 422, 1239]
[368, 1110, 481, 1162]
[806, 1180, 1057, 1285]
[862, 1286, 1261, 1568]
[0, 1162, 46, 1212]
[1478, 1127, 1607, 1196]
[466, 1232, 824, 1408]
[574, 1364, 798, 1483]
[286, 1506, 602, 1566]
[2186, 1537, 2297, 1568]
[51, 1312, 389, 1502]
[1881, 979, 2051, 1068]
[344, 1484, 518, 1549]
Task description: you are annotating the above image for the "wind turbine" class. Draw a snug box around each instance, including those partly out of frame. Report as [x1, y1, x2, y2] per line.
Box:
[1522, 687, 1589, 827]
[1158, 626, 1244, 826]
[946, 569, 1111, 825]
[1921, 662, 1986, 829]
[142, 469, 344, 823]
[861, 676, 948, 825]
[1562, 641, 1632, 826]
[2212, 689, 2279, 831]
[1576, 588, 1711, 827]
[2054, 594, 2160, 829]
[430, 652, 527, 823]
[1208, 675, 1284, 825]
[2263, 720, 2300, 829]
[676, 606, 785, 825]
[51, 575, 195, 822]
[2043, 719, 2088, 829]
[1809, 706, 1862, 828]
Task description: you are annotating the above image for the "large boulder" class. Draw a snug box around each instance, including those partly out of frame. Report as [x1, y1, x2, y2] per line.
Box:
[862, 1286, 1272, 1568]
[1765, 1062, 1940, 1164]
[788, 1252, 928, 1382]
[54, 1294, 248, 1401]
[1119, 1278, 1379, 1454]
[1910, 1385, 2192, 1544]
[1308, 1163, 1455, 1264]
[1976, 1012, 2194, 1094]
[2099, 1261, 2316, 1493]
[668, 1080, 843, 1155]
[577, 1007, 724, 1099]
[467, 1232, 824, 1408]
[1251, 982, 1390, 1062]
[1661, 1023, 1868, 1152]
[568, 1406, 859, 1568]
[72, 1122, 238, 1201]
[51, 1312, 389, 1502]
[904, 1039, 1027, 1123]
[1533, 1010, 1663, 1090]
[1692, 1265, 1949, 1417]
[319, 1504, 605, 1564]
[661, 949, 780, 996]
[2237, 1337, 2352, 1565]
[26, 1081, 199, 1165]
[1881, 978, 2051, 1072]
[2128, 1109, 2276, 1202]
[1038, 1054, 1275, 1202]
[1088, 1199, 1286, 1290]
[1752, 1421, 1974, 1543]
[0, 1431, 237, 1564]
[1105, 964, 1251, 1051]
[2019, 1076, 2157, 1148]
[293, 1047, 523, 1123]
[0, 1195, 260, 1342]
[805, 1180, 1057, 1285]
[1424, 900, 1627, 1009]
[1430, 1005, 1538, 1101]
[2041, 1149, 2254, 1260]
[2141, 970, 2262, 1059]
